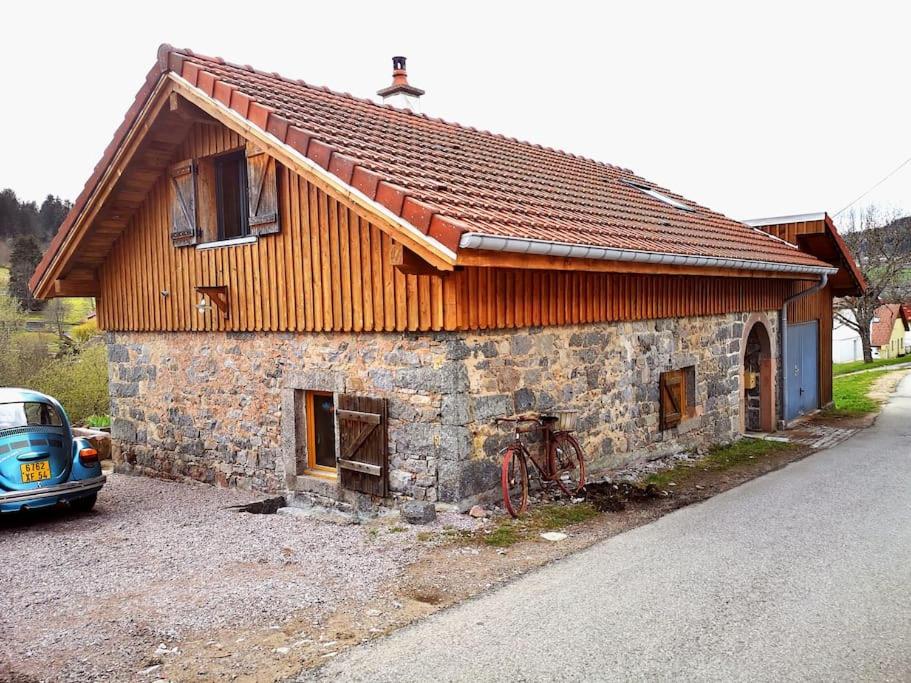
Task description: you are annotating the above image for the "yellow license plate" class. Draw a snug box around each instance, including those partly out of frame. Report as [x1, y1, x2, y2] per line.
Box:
[21, 461, 51, 483]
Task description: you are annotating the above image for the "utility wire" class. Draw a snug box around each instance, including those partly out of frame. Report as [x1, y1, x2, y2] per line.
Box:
[834, 154, 911, 217]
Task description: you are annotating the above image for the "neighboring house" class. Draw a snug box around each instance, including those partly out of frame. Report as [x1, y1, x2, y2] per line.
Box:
[870, 304, 909, 359]
[833, 303, 909, 362]
[29, 46, 864, 510]
[903, 304, 911, 354]
[832, 308, 864, 363]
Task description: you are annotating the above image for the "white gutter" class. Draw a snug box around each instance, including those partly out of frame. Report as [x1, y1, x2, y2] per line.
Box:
[459, 233, 838, 276]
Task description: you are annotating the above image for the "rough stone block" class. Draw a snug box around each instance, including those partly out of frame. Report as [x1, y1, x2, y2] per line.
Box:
[400, 500, 436, 524]
[471, 394, 513, 422]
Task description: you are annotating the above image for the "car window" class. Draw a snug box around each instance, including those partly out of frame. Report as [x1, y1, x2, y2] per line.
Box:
[0, 402, 64, 429]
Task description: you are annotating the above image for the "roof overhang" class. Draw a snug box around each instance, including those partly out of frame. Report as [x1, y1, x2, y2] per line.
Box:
[744, 212, 867, 295]
[458, 232, 837, 279]
[31, 61, 459, 299]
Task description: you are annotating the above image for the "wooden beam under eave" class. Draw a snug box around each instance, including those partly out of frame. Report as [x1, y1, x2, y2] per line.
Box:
[390, 243, 444, 275]
[53, 278, 100, 297]
[455, 250, 821, 281]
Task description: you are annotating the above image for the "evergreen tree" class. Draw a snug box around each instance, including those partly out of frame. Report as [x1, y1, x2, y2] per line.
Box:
[8, 234, 45, 312]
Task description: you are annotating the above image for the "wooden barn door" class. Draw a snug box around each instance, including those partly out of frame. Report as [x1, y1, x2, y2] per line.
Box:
[336, 395, 388, 496]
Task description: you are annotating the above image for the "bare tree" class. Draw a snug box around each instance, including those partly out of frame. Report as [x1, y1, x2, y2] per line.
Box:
[835, 204, 911, 362]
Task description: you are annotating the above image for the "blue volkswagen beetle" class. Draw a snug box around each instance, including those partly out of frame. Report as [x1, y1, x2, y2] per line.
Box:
[0, 388, 106, 514]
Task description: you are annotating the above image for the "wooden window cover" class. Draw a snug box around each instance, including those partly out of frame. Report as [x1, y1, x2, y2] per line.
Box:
[659, 369, 686, 430]
[246, 144, 281, 236]
[337, 394, 388, 496]
[169, 159, 199, 246]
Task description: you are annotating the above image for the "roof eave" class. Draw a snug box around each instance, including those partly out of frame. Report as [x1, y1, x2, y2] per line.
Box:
[458, 232, 837, 277]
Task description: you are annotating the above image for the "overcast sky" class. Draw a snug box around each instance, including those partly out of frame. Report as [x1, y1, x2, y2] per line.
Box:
[3, 1, 908, 231]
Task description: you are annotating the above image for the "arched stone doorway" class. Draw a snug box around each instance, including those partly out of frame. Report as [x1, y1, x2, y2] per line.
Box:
[742, 316, 775, 433]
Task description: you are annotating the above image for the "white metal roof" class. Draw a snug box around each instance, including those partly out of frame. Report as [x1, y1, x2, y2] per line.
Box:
[742, 212, 828, 227]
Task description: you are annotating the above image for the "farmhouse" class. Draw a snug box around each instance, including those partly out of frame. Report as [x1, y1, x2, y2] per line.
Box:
[31, 46, 864, 510]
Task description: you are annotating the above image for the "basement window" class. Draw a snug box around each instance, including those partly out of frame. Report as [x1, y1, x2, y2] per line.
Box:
[659, 366, 696, 430]
[214, 150, 249, 241]
[305, 391, 337, 474]
[624, 180, 695, 213]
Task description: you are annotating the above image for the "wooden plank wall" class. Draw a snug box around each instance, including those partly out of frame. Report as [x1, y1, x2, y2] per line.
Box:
[97, 123, 449, 334]
[759, 219, 826, 244]
[788, 284, 834, 405]
[97, 121, 808, 334]
[451, 268, 795, 330]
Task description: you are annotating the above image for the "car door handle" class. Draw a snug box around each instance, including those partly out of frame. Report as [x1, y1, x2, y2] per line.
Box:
[16, 451, 50, 462]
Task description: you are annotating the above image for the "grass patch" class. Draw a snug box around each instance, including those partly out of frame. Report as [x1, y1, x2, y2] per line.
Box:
[833, 356, 910, 376]
[83, 414, 111, 429]
[830, 368, 896, 415]
[482, 502, 599, 548]
[645, 438, 795, 489]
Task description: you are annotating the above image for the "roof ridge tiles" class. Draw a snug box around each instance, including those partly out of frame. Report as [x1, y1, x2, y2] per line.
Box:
[166, 46, 639, 171]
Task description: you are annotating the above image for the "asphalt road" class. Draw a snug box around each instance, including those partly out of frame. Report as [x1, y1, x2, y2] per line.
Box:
[308, 375, 911, 682]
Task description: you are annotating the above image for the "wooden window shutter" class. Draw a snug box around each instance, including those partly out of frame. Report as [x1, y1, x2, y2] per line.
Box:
[336, 395, 388, 496]
[169, 159, 199, 246]
[659, 370, 684, 430]
[245, 145, 281, 236]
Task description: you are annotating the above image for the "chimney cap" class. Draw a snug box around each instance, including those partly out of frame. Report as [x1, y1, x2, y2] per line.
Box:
[377, 55, 425, 98]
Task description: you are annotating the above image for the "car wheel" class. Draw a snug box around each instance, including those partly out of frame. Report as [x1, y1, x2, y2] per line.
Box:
[70, 493, 97, 513]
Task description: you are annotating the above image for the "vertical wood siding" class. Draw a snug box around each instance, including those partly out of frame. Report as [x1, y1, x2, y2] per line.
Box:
[97, 123, 448, 334]
[97, 122, 811, 334]
[450, 268, 796, 330]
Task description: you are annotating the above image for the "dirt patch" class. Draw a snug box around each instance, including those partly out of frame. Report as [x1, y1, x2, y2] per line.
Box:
[868, 369, 911, 402]
[583, 481, 665, 511]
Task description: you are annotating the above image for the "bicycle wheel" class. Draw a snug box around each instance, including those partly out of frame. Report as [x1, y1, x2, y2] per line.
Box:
[501, 446, 529, 518]
[551, 432, 586, 497]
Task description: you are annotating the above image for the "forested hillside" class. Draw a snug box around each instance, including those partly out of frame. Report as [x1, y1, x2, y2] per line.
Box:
[0, 188, 71, 266]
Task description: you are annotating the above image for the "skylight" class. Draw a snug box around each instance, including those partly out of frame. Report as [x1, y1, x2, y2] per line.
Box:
[624, 181, 695, 213]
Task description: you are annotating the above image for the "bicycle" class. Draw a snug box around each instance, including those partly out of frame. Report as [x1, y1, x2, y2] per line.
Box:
[495, 411, 586, 517]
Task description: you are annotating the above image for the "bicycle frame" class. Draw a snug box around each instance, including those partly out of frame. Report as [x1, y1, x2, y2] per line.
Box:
[502, 417, 561, 482]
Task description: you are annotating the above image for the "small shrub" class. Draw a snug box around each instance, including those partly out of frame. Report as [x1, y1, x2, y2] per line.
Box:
[71, 318, 100, 345]
[31, 345, 110, 425]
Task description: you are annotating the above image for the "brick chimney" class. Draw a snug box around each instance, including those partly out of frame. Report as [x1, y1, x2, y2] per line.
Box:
[376, 56, 425, 113]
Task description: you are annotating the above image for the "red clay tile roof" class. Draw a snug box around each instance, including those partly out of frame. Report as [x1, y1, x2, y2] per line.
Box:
[32, 45, 831, 293]
[870, 304, 908, 347]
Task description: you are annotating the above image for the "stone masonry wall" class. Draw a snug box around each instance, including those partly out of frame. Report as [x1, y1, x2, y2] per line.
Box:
[107, 331, 466, 502]
[107, 310, 777, 506]
[445, 311, 779, 503]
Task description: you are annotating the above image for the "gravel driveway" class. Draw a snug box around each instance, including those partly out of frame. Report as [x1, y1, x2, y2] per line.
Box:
[0, 472, 420, 681]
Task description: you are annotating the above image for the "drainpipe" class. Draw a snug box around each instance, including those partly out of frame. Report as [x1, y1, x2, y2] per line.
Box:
[780, 272, 829, 429]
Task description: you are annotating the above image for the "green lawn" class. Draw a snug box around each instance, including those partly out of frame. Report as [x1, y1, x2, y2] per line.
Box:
[2, 265, 94, 325]
[831, 368, 896, 414]
[833, 355, 910, 376]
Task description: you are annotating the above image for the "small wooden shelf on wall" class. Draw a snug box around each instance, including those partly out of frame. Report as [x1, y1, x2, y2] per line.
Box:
[195, 285, 230, 319]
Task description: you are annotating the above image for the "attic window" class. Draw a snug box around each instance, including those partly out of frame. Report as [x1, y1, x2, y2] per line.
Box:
[624, 180, 695, 213]
[215, 151, 249, 240]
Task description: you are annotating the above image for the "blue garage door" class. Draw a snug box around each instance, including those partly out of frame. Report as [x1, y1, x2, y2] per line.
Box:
[785, 321, 819, 420]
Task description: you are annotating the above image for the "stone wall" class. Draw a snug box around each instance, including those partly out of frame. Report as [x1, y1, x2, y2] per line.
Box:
[106, 310, 777, 506]
[106, 331, 464, 502]
[449, 311, 779, 503]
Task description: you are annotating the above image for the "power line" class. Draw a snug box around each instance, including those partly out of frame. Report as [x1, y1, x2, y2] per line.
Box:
[834, 154, 911, 217]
